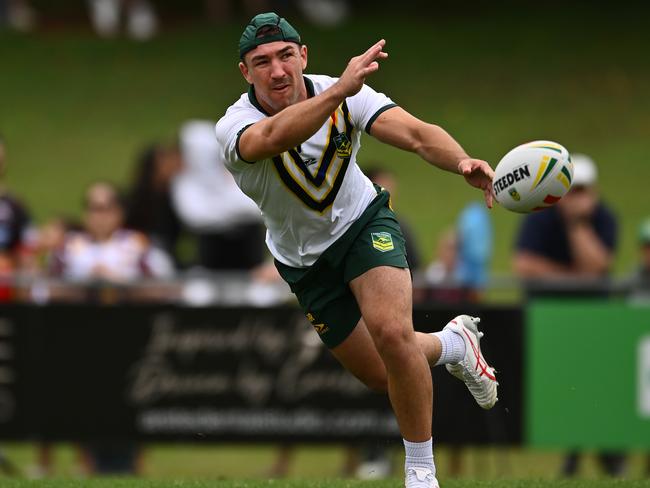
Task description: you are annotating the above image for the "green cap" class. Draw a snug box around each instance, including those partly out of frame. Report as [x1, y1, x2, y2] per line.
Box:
[639, 218, 650, 244]
[239, 12, 301, 59]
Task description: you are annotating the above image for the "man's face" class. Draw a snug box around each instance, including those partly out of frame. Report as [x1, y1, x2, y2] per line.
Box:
[83, 184, 123, 240]
[239, 41, 308, 114]
[558, 184, 598, 219]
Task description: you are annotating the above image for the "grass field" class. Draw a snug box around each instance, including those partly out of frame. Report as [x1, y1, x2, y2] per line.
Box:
[2, 480, 650, 488]
[1, 7, 649, 274]
[2, 444, 649, 483]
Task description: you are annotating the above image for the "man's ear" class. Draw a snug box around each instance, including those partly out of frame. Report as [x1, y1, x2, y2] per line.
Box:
[239, 60, 252, 84]
[300, 45, 308, 70]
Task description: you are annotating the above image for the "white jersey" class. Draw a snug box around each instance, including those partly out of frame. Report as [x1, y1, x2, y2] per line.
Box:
[57, 229, 174, 281]
[215, 74, 396, 267]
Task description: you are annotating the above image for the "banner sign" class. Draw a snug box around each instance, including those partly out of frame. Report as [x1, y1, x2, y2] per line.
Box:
[0, 304, 522, 443]
[527, 300, 650, 449]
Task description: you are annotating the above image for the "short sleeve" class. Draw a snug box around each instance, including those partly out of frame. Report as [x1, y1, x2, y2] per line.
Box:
[345, 83, 397, 134]
[215, 106, 264, 166]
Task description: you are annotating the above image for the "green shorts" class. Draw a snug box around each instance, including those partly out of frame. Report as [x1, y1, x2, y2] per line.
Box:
[275, 190, 409, 348]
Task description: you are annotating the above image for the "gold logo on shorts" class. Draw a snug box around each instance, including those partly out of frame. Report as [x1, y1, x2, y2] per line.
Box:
[306, 312, 329, 335]
[371, 232, 394, 252]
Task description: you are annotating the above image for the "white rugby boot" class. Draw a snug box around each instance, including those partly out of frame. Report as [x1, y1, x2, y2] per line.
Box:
[443, 315, 498, 409]
[405, 467, 440, 488]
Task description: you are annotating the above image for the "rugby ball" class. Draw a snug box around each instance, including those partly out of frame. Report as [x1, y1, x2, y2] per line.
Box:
[493, 140, 573, 213]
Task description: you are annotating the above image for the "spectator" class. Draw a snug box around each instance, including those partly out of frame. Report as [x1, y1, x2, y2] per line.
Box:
[455, 201, 492, 297]
[53, 181, 174, 284]
[513, 153, 625, 477]
[172, 120, 266, 272]
[0, 134, 36, 299]
[422, 201, 492, 305]
[125, 144, 184, 265]
[514, 154, 617, 290]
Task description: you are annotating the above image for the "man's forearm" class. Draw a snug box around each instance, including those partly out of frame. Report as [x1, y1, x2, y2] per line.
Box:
[413, 123, 470, 174]
[566, 222, 612, 274]
[242, 85, 346, 161]
[514, 252, 572, 278]
[369, 109, 469, 173]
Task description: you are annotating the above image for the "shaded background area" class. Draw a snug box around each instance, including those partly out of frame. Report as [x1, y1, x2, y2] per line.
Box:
[1, 1, 649, 273]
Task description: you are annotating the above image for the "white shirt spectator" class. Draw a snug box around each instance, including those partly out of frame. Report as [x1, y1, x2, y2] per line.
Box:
[57, 229, 173, 282]
[171, 120, 261, 233]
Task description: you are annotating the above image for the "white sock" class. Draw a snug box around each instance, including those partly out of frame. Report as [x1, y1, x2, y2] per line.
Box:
[432, 329, 466, 366]
[404, 437, 435, 473]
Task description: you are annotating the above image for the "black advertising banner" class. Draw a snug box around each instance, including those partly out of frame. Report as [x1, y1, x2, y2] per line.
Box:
[0, 304, 522, 444]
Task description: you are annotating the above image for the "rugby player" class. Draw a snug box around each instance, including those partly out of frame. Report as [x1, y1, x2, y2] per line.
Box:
[215, 13, 498, 487]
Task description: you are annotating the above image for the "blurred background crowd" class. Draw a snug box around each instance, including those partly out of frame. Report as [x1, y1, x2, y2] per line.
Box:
[0, 0, 649, 482]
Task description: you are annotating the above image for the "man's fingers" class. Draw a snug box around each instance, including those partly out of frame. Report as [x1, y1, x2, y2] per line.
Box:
[484, 187, 494, 209]
[361, 39, 386, 62]
[365, 39, 385, 54]
[361, 62, 380, 76]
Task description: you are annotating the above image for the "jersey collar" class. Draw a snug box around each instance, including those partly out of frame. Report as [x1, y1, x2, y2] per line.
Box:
[248, 76, 315, 116]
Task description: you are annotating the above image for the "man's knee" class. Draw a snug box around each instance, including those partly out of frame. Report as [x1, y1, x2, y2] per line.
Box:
[368, 318, 414, 356]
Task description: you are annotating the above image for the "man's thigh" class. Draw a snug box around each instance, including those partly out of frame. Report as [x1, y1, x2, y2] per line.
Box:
[330, 317, 387, 392]
[349, 265, 413, 330]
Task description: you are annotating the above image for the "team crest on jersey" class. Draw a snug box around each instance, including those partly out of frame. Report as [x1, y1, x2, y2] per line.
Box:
[333, 133, 352, 158]
[371, 232, 394, 252]
[508, 188, 521, 201]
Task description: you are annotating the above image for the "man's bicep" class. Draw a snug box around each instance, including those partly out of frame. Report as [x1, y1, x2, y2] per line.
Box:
[234, 124, 257, 163]
[368, 106, 424, 152]
[216, 111, 265, 165]
[237, 120, 287, 163]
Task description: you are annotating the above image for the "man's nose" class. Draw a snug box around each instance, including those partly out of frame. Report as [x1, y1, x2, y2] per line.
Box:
[270, 58, 285, 78]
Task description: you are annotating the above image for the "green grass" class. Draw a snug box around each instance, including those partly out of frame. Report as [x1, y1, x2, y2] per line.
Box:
[1, 9, 650, 274]
[2, 444, 649, 482]
[1, 480, 650, 487]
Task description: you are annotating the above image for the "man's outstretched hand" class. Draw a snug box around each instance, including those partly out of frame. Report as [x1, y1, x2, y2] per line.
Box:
[336, 40, 388, 98]
[458, 158, 495, 208]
